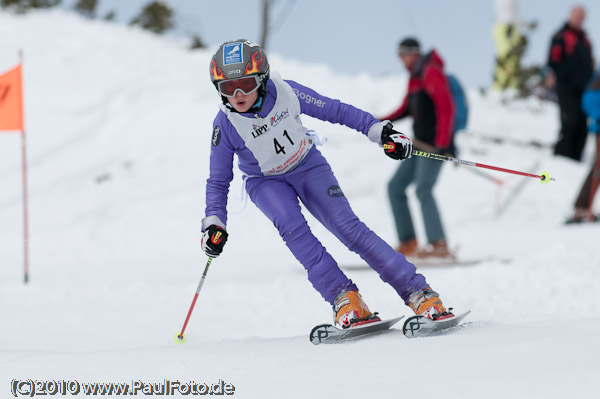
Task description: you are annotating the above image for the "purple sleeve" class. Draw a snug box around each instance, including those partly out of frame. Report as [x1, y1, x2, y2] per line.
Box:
[285, 79, 379, 135]
[205, 112, 235, 227]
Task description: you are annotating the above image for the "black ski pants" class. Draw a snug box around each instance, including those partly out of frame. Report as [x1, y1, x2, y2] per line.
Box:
[555, 90, 588, 162]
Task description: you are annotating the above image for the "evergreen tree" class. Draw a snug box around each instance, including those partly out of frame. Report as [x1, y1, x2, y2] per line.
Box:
[103, 10, 116, 21]
[129, 1, 174, 35]
[74, 0, 97, 18]
[1, 0, 61, 13]
[189, 34, 207, 50]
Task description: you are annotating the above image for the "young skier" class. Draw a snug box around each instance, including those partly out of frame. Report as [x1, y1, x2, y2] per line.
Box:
[201, 39, 451, 328]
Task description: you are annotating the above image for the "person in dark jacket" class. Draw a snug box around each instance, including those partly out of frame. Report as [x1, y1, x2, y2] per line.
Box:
[547, 5, 594, 162]
[379, 38, 455, 260]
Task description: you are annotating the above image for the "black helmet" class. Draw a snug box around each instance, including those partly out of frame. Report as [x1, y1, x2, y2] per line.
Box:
[210, 39, 270, 111]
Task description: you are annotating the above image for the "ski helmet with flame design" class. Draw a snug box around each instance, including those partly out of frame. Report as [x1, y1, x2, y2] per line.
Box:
[210, 39, 270, 111]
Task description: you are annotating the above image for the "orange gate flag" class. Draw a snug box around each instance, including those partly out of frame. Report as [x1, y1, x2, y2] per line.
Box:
[0, 64, 24, 131]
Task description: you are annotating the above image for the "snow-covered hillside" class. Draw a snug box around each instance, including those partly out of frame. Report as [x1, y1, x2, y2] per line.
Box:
[1, 10, 599, 399]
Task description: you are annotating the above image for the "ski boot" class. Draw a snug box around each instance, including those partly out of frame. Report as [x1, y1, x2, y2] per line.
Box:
[333, 290, 380, 329]
[395, 238, 418, 258]
[413, 240, 456, 261]
[565, 208, 600, 224]
[408, 286, 453, 321]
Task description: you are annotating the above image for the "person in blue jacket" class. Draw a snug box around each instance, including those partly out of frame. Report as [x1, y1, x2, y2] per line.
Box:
[200, 39, 451, 328]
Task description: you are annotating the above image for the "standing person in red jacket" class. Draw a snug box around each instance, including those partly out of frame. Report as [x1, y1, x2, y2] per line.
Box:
[546, 5, 594, 162]
[380, 37, 456, 260]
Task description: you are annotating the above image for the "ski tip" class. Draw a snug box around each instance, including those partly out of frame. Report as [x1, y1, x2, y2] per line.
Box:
[174, 333, 187, 344]
[309, 324, 335, 345]
[402, 315, 425, 337]
[402, 310, 471, 338]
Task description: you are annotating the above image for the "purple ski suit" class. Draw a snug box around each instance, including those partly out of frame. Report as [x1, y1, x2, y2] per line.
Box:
[205, 73, 428, 305]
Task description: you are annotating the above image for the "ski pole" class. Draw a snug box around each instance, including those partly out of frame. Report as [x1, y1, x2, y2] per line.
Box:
[412, 149, 555, 184]
[174, 257, 213, 344]
[463, 166, 506, 186]
[412, 138, 505, 186]
[461, 129, 552, 149]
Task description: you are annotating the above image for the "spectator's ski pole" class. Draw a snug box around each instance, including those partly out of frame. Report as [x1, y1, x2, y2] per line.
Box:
[174, 257, 213, 344]
[412, 149, 555, 184]
[461, 129, 552, 149]
[463, 166, 506, 186]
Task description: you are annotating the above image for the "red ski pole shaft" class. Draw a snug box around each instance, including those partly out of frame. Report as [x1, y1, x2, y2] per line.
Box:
[177, 257, 213, 341]
[412, 149, 555, 183]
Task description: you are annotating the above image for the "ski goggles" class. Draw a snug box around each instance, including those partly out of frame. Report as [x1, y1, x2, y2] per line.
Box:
[217, 76, 261, 97]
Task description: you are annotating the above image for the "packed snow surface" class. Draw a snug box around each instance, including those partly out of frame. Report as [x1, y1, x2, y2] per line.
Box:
[1, 10, 598, 399]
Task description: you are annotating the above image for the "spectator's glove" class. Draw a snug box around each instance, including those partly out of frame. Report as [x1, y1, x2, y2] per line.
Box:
[201, 225, 228, 258]
[381, 122, 413, 160]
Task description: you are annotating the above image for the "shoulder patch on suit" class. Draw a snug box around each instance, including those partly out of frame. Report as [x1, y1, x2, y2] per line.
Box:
[212, 126, 221, 146]
[327, 185, 345, 198]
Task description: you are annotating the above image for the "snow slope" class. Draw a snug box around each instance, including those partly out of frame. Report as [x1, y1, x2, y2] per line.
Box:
[1, 10, 599, 399]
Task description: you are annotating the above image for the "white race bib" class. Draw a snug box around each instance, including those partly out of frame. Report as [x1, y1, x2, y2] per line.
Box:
[221, 73, 312, 175]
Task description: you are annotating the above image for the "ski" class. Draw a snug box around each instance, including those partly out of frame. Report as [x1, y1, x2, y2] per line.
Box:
[408, 256, 511, 268]
[310, 316, 404, 345]
[402, 310, 471, 338]
[564, 213, 600, 225]
[341, 257, 509, 270]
